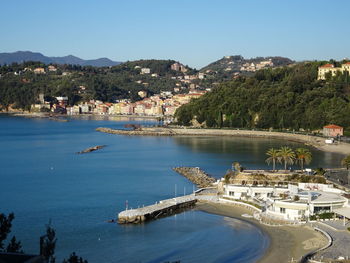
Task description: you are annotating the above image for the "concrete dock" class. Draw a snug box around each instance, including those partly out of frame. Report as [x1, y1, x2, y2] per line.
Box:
[118, 194, 197, 224]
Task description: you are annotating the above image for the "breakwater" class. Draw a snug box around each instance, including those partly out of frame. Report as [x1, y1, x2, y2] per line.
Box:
[96, 126, 350, 155]
[118, 195, 197, 224]
[96, 127, 177, 136]
[173, 167, 216, 188]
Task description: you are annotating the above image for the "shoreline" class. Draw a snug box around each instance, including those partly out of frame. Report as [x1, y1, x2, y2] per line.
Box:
[196, 201, 328, 263]
[97, 126, 350, 156]
[5, 113, 350, 156]
[1, 112, 161, 120]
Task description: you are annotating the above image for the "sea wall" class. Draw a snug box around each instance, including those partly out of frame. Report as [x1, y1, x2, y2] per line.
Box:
[96, 127, 350, 155]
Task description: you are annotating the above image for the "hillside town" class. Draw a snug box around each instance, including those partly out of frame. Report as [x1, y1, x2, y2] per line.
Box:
[31, 89, 207, 117]
[26, 62, 208, 117]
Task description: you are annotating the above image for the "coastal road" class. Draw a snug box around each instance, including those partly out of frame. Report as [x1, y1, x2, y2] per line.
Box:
[312, 222, 350, 261]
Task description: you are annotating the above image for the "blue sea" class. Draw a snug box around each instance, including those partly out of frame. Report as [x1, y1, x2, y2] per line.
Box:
[0, 115, 343, 262]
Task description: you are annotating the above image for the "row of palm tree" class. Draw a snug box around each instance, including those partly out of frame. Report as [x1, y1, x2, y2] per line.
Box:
[266, 146, 312, 171]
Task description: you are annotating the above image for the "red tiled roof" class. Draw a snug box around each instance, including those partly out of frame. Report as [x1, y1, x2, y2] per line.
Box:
[343, 62, 350, 65]
[324, 124, 343, 129]
[320, 64, 334, 68]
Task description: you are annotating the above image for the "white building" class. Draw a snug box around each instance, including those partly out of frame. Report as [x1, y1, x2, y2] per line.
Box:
[223, 183, 348, 221]
[141, 68, 151, 74]
[266, 191, 347, 221]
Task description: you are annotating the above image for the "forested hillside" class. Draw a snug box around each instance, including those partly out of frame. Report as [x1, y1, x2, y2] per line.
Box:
[0, 60, 190, 110]
[175, 62, 350, 131]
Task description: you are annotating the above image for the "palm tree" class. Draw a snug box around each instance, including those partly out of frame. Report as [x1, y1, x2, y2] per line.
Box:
[278, 146, 295, 171]
[265, 148, 280, 171]
[295, 148, 312, 170]
[341, 155, 350, 170]
[232, 162, 242, 172]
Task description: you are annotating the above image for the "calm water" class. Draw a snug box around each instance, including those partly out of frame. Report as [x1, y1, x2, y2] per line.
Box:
[0, 115, 344, 262]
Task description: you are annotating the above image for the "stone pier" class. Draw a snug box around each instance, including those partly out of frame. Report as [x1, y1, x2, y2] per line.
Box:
[117, 195, 197, 224]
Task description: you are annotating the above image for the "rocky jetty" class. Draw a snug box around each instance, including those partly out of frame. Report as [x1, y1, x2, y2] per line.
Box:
[96, 127, 176, 136]
[173, 167, 216, 188]
[77, 145, 106, 154]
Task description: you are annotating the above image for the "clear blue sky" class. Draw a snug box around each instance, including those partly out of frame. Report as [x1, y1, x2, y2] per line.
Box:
[1, 0, 349, 68]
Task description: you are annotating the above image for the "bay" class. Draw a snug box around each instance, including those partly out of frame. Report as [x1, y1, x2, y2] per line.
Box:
[0, 115, 343, 262]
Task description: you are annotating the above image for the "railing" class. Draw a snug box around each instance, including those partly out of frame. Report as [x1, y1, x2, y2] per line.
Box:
[299, 227, 333, 263]
[218, 198, 262, 212]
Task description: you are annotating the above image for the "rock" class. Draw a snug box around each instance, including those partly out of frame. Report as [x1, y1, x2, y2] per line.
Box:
[77, 145, 106, 154]
[173, 167, 216, 188]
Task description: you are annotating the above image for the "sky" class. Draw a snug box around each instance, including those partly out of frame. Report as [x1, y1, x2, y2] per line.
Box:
[1, 0, 350, 69]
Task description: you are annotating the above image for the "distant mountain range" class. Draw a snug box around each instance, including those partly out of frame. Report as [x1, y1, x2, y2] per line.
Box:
[0, 51, 121, 67]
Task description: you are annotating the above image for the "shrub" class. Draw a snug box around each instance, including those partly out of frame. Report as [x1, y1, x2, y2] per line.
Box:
[310, 215, 317, 221]
[318, 212, 334, 219]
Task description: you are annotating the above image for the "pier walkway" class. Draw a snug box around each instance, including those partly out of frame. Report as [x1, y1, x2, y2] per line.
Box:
[118, 194, 197, 224]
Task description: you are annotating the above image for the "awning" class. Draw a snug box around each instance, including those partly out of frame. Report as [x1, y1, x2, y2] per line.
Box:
[334, 207, 350, 219]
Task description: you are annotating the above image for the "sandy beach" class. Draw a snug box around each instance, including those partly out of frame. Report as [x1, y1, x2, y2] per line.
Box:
[196, 202, 328, 263]
[97, 126, 350, 156]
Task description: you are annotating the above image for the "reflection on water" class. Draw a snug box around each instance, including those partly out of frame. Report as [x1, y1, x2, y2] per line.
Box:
[69, 114, 159, 122]
[173, 136, 344, 171]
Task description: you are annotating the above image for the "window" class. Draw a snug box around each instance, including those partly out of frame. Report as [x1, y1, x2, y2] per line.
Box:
[229, 191, 234, 196]
[280, 207, 286, 214]
[314, 206, 330, 214]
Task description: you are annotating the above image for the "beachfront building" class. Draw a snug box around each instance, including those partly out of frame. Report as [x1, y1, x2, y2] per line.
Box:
[223, 183, 348, 221]
[266, 190, 347, 221]
[224, 184, 290, 202]
[56, 96, 68, 107]
[323, 124, 343, 137]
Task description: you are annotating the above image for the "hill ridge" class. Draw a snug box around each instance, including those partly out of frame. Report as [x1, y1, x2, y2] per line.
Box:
[0, 51, 121, 67]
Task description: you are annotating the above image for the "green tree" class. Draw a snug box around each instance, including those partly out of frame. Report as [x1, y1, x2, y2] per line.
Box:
[341, 155, 350, 170]
[295, 148, 312, 170]
[6, 236, 23, 253]
[278, 146, 295, 170]
[265, 148, 280, 171]
[40, 223, 57, 263]
[232, 162, 242, 172]
[0, 212, 23, 253]
[62, 252, 88, 263]
[0, 213, 14, 250]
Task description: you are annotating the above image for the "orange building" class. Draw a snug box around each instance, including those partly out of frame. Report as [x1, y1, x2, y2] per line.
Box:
[323, 124, 343, 137]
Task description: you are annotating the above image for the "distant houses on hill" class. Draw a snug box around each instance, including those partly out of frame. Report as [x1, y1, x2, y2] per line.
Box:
[31, 90, 207, 117]
[318, 62, 350, 80]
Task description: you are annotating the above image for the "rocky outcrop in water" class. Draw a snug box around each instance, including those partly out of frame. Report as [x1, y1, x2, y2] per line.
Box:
[77, 145, 106, 154]
[173, 167, 216, 188]
[96, 127, 176, 136]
